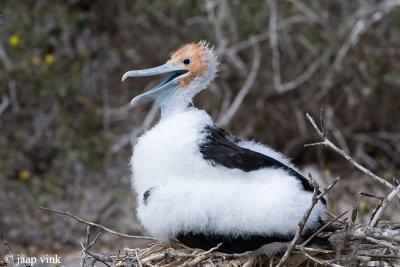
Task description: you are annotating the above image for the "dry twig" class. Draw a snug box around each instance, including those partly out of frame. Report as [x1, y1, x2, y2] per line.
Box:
[305, 112, 394, 190]
[268, 0, 283, 92]
[218, 37, 261, 126]
[39, 206, 157, 240]
[300, 210, 348, 247]
[276, 176, 339, 267]
[369, 184, 400, 227]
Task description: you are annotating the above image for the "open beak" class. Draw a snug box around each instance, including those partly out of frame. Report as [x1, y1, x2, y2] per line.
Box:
[122, 63, 187, 107]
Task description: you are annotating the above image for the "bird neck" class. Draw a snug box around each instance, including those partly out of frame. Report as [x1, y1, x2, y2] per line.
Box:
[158, 80, 204, 118]
[158, 92, 193, 118]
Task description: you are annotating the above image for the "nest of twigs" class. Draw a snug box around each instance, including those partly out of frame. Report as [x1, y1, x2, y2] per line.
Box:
[82, 217, 400, 267]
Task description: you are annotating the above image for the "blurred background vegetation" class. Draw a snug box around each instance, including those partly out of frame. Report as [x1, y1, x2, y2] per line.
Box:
[1, 0, 400, 256]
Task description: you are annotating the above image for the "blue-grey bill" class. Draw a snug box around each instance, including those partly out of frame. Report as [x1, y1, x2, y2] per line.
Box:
[121, 63, 187, 107]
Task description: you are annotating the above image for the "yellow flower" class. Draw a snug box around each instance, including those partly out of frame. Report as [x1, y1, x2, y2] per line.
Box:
[19, 170, 31, 182]
[44, 53, 54, 65]
[9, 35, 20, 47]
[31, 56, 41, 65]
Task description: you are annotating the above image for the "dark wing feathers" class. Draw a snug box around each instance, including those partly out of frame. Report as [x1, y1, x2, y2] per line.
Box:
[199, 125, 315, 193]
[142, 187, 154, 206]
[176, 232, 293, 254]
[176, 221, 324, 254]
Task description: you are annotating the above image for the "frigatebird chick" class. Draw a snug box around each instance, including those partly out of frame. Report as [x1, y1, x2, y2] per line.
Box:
[122, 41, 326, 255]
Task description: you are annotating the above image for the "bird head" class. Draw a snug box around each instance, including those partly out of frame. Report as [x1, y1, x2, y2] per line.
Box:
[122, 41, 218, 115]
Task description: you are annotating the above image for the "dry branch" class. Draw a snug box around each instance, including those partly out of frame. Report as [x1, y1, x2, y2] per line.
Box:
[39, 206, 156, 240]
[0, 95, 9, 116]
[276, 176, 339, 267]
[305, 112, 394, 190]
[300, 210, 348, 247]
[369, 184, 400, 227]
[218, 37, 261, 126]
[268, 0, 283, 93]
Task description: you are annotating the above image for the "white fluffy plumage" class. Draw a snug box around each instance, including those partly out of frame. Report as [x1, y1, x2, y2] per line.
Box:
[132, 109, 325, 242]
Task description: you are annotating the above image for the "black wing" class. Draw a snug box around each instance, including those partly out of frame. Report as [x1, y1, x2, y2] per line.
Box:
[199, 125, 315, 193]
[176, 232, 293, 254]
[176, 221, 324, 254]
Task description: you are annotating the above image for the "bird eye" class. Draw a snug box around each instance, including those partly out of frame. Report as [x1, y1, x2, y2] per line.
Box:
[183, 58, 191, 65]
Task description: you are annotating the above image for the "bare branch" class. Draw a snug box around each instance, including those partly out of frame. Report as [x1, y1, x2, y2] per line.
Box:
[299, 248, 330, 266]
[87, 231, 102, 251]
[268, 0, 283, 92]
[300, 209, 348, 247]
[305, 113, 394, 190]
[288, 0, 321, 24]
[369, 184, 400, 227]
[333, 1, 400, 71]
[135, 249, 143, 267]
[0, 95, 10, 116]
[352, 226, 400, 243]
[0, 42, 13, 71]
[276, 175, 338, 267]
[81, 226, 102, 267]
[279, 53, 326, 92]
[183, 243, 222, 266]
[82, 248, 111, 267]
[227, 16, 310, 53]
[218, 37, 261, 126]
[39, 206, 157, 240]
[359, 191, 384, 201]
[8, 80, 19, 113]
[205, 0, 228, 54]
[365, 237, 399, 251]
